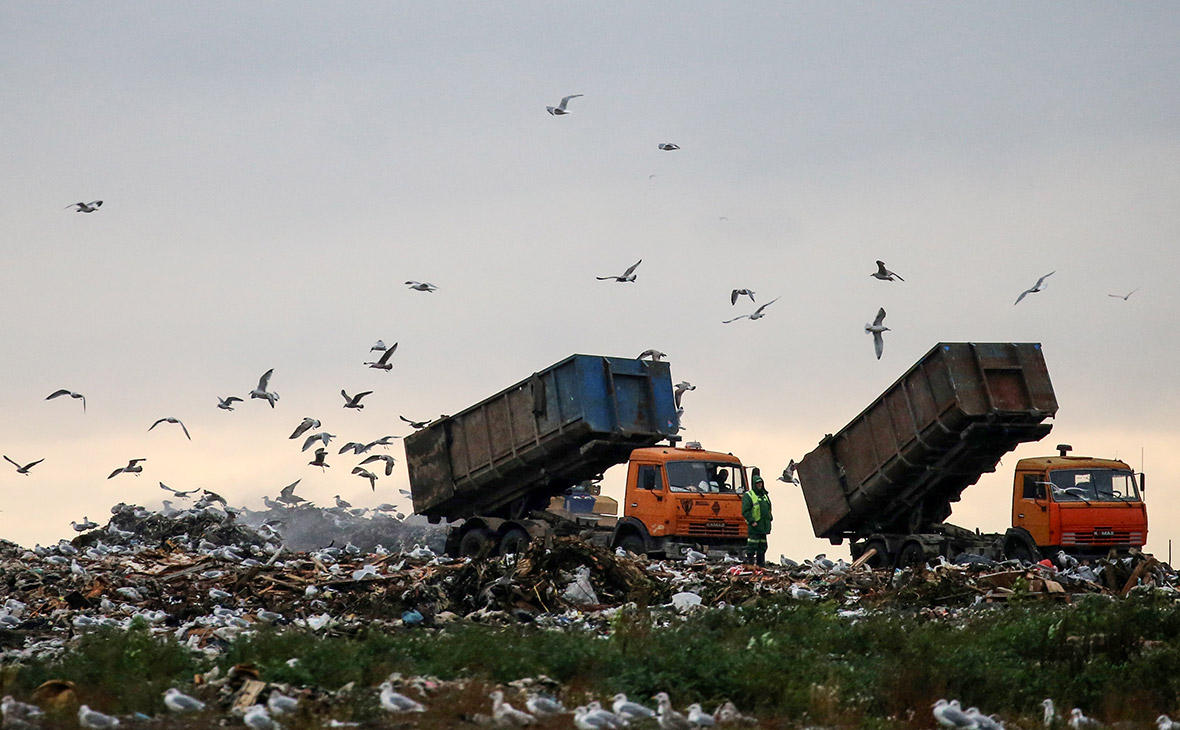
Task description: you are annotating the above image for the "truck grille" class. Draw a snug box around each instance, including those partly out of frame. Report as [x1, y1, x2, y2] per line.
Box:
[685, 521, 741, 536]
[1061, 529, 1144, 546]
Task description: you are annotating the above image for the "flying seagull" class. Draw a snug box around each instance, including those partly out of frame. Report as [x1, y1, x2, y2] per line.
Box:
[289, 417, 321, 440]
[369, 435, 400, 449]
[249, 368, 279, 407]
[638, 349, 666, 361]
[546, 93, 583, 115]
[3, 455, 44, 475]
[673, 381, 695, 408]
[364, 342, 398, 371]
[301, 432, 335, 452]
[405, 281, 438, 292]
[308, 448, 330, 470]
[658, 143, 680, 150]
[597, 259, 642, 282]
[730, 288, 755, 305]
[276, 480, 304, 505]
[360, 453, 397, 476]
[338, 441, 368, 455]
[778, 459, 800, 485]
[108, 458, 146, 479]
[865, 307, 889, 359]
[66, 200, 103, 213]
[351, 467, 379, 491]
[341, 389, 373, 409]
[871, 260, 905, 282]
[149, 417, 191, 440]
[216, 396, 243, 411]
[46, 389, 86, 412]
[159, 482, 199, 499]
[400, 415, 430, 429]
[1014, 271, 1055, 305]
[1108, 287, 1140, 301]
[722, 296, 780, 324]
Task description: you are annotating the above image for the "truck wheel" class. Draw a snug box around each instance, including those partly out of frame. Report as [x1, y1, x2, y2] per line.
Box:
[499, 528, 530, 556]
[459, 528, 494, 558]
[1006, 542, 1038, 564]
[896, 543, 928, 570]
[617, 534, 645, 557]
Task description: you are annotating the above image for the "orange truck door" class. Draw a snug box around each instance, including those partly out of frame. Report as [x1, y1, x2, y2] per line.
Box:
[1012, 471, 1051, 544]
[627, 462, 670, 538]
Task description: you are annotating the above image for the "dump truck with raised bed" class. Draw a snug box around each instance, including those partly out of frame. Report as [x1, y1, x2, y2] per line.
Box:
[796, 342, 1148, 568]
[404, 354, 752, 558]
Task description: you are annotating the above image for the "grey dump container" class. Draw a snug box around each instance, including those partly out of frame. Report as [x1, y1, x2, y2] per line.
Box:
[797, 342, 1058, 541]
[404, 354, 680, 522]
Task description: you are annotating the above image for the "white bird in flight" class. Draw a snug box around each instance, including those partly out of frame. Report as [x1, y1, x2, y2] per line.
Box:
[301, 432, 335, 452]
[360, 453, 397, 476]
[249, 368, 279, 407]
[400, 415, 430, 429]
[730, 288, 755, 305]
[108, 458, 146, 479]
[779, 459, 800, 485]
[216, 396, 242, 411]
[3, 455, 44, 475]
[352, 467, 378, 491]
[308, 448, 330, 470]
[341, 389, 373, 409]
[149, 417, 191, 440]
[1108, 287, 1139, 301]
[865, 307, 889, 359]
[289, 417, 321, 440]
[871, 260, 905, 282]
[66, 200, 103, 213]
[673, 381, 695, 408]
[722, 296, 780, 324]
[364, 342, 398, 371]
[1014, 271, 1055, 305]
[546, 93, 583, 115]
[46, 389, 86, 412]
[597, 259, 642, 282]
[405, 281, 438, 292]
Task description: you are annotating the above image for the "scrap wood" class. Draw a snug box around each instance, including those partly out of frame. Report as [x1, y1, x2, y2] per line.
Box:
[850, 547, 877, 569]
[1120, 557, 1159, 597]
[231, 679, 268, 714]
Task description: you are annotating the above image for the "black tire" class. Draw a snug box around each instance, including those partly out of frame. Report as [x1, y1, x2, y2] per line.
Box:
[616, 533, 646, 556]
[896, 542, 928, 570]
[459, 528, 494, 558]
[861, 539, 891, 570]
[1006, 541, 1037, 564]
[498, 527, 530, 556]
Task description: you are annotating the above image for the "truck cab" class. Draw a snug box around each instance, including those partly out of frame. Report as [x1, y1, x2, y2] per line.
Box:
[1011, 445, 1147, 559]
[613, 444, 749, 558]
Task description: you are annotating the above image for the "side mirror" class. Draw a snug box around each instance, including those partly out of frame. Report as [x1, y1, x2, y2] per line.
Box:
[1139, 472, 1146, 492]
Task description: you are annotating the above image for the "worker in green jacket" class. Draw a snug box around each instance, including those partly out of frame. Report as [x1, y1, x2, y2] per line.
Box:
[742, 469, 772, 566]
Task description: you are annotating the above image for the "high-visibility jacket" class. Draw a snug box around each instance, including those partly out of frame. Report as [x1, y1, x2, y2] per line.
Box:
[741, 488, 772, 537]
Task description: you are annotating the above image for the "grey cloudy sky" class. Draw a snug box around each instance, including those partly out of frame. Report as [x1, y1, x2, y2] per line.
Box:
[2, 3, 1178, 560]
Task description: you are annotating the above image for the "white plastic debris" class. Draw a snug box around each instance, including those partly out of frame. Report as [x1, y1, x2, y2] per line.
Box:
[561, 565, 599, 605]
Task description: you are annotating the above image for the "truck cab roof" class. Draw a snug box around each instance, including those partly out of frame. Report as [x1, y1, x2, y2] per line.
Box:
[1016, 455, 1133, 471]
[629, 446, 744, 465]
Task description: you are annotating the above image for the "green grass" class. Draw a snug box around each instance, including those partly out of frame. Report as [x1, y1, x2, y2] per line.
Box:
[6, 596, 1180, 725]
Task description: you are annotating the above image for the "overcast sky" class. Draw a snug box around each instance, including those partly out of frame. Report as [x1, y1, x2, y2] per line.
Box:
[2, 3, 1178, 561]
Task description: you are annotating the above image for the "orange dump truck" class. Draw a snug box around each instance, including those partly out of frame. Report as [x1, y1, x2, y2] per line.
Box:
[404, 354, 750, 558]
[796, 342, 1147, 568]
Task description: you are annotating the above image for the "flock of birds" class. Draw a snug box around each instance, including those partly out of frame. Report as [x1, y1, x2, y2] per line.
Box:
[931, 697, 1180, 730]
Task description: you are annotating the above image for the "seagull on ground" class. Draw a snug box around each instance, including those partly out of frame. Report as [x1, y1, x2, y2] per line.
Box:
[584, 702, 628, 729]
[1069, 709, 1102, 730]
[673, 381, 695, 408]
[932, 699, 976, 729]
[78, 704, 119, 728]
[46, 389, 86, 412]
[789, 584, 820, 600]
[364, 343, 398, 371]
[730, 288, 755, 305]
[638, 349, 666, 361]
[575, 706, 616, 730]
[1156, 716, 1178, 730]
[163, 688, 206, 713]
[341, 389, 373, 409]
[1108, 287, 1140, 301]
[66, 200, 103, 213]
[405, 281, 438, 292]
[243, 705, 277, 730]
[865, 307, 889, 359]
[309, 448, 330, 470]
[267, 692, 300, 716]
[149, 417, 191, 440]
[216, 396, 243, 411]
[597, 259, 642, 282]
[546, 94, 583, 115]
[526, 694, 566, 717]
[249, 369, 279, 407]
[1014, 271, 1055, 305]
[289, 417, 321, 440]
[71, 516, 99, 532]
[2, 696, 44, 724]
[687, 703, 717, 727]
[965, 707, 1003, 730]
[352, 467, 378, 491]
[712, 701, 757, 725]
[400, 415, 430, 429]
[871, 260, 905, 282]
[722, 296, 780, 324]
[301, 432, 335, 452]
[1043, 699, 1062, 728]
[379, 681, 425, 712]
[613, 694, 657, 721]
[654, 693, 690, 730]
[360, 453, 397, 475]
[778, 459, 800, 485]
[3, 456, 44, 475]
[658, 142, 680, 150]
[490, 690, 535, 726]
[108, 458, 146, 479]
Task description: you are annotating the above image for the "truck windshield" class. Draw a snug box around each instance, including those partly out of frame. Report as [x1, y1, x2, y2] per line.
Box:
[666, 461, 744, 493]
[1049, 469, 1140, 502]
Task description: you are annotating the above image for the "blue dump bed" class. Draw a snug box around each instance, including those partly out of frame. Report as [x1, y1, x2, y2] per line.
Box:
[797, 342, 1059, 541]
[404, 354, 680, 521]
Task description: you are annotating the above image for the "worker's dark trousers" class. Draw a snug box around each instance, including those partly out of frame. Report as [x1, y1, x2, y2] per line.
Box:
[746, 536, 767, 566]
